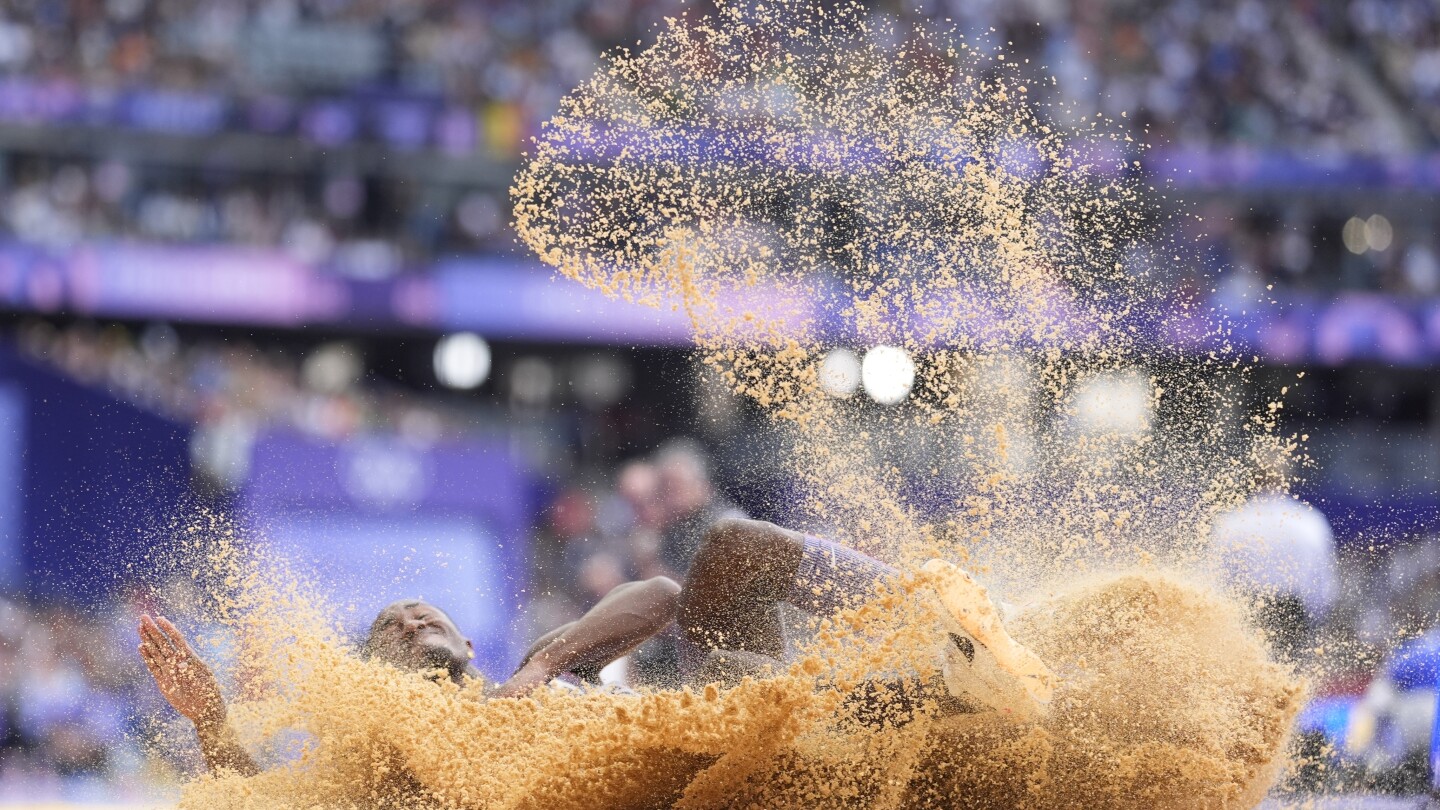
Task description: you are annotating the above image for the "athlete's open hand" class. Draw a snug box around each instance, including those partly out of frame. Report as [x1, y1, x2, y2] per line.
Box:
[138, 614, 226, 727]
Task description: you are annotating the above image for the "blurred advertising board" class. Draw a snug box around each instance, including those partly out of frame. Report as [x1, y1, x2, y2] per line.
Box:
[1, 240, 1439, 363]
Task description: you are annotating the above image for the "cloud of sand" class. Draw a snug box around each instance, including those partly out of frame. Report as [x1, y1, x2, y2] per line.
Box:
[156, 1, 1305, 808]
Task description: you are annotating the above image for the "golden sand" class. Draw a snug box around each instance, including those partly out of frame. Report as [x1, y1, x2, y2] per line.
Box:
[167, 548, 1299, 809]
[157, 1, 1306, 807]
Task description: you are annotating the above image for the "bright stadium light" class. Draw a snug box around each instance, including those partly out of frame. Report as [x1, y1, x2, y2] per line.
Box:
[1071, 370, 1153, 437]
[818, 348, 862, 398]
[1342, 216, 1368, 255]
[434, 332, 492, 390]
[861, 345, 915, 405]
[1365, 214, 1393, 252]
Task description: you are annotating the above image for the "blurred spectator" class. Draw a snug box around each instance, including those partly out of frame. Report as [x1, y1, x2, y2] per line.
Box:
[1341, 628, 1440, 793]
[653, 438, 746, 578]
[1210, 444, 1339, 663]
[526, 486, 597, 634]
[594, 460, 666, 581]
[576, 461, 665, 593]
[0, 593, 156, 802]
[612, 461, 666, 536]
[527, 444, 749, 631]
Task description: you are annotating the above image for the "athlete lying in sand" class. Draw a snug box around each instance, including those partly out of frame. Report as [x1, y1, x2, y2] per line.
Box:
[140, 522, 1054, 776]
[137, 576, 682, 776]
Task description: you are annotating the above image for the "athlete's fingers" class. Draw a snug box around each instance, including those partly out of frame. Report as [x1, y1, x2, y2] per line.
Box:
[140, 647, 165, 676]
[140, 615, 173, 653]
[140, 642, 177, 681]
[155, 616, 196, 656]
[153, 615, 182, 644]
[140, 633, 190, 682]
[139, 623, 170, 660]
[145, 637, 183, 673]
[146, 644, 178, 673]
[165, 627, 208, 673]
[150, 618, 204, 674]
[139, 645, 172, 685]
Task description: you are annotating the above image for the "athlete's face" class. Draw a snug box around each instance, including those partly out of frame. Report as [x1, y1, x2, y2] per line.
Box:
[364, 601, 474, 673]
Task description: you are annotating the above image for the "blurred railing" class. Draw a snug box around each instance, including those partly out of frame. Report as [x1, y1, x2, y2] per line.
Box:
[0, 76, 1439, 191]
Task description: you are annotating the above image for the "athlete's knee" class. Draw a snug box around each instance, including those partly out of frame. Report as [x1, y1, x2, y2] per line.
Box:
[695, 518, 796, 568]
[683, 519, 803, 614]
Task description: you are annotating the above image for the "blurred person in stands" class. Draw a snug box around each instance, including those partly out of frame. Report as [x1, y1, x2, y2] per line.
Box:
[625, 441, 744, 685]
[564, 460, 674, 684]
[617, 460, 665, 534]
[527, 486, 599, 632]
[1340, 625, 1440, 793]
[653, 439, 745, 578]
[607, 459, 667, 580]
[1210, 443, 1338, 663]
[575, 460, 668, 599]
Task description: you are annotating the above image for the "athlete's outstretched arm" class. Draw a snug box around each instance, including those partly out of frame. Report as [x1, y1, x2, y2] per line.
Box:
[138, 614, 260, 777]
[494, 576, 682, 697]
[678, 518, 805, 660]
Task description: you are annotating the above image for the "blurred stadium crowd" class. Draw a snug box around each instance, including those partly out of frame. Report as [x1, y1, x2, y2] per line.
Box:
[1198, 206, 1439, 299]
[0, 590, 159, 803]
[3, 159, 1436, 296]
[0, 0, 1436, 803]
[0, 0, 1429, 149]
[0, 0, 1429, 287]
[13, 318, 473, 445]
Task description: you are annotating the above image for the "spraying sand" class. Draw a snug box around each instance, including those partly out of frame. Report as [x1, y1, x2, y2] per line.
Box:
[158, 1, 1306, 807]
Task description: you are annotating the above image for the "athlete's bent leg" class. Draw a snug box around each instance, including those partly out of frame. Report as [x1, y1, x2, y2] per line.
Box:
[680, 519, 902, 659]
[679, 518, 803, 659]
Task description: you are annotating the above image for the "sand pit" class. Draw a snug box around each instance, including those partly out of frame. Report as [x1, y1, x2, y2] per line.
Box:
[159, 552, 1299, 810]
